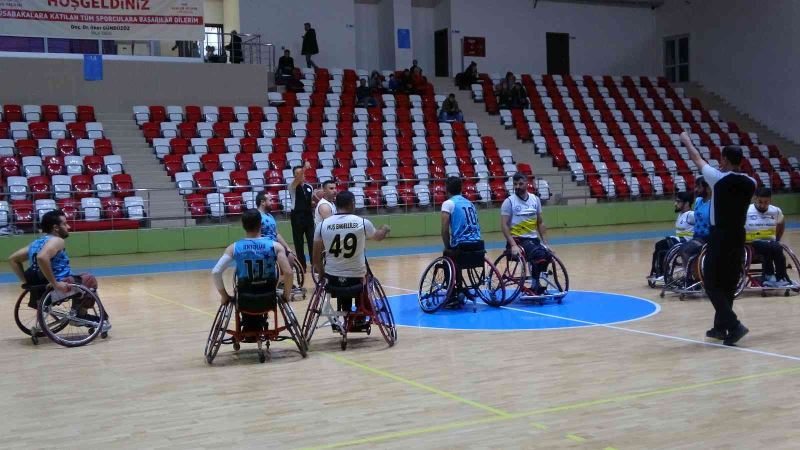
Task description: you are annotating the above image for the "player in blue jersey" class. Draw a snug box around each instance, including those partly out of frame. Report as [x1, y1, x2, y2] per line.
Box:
[8, 210, 108, 326]
[440, 176, 484, 300]
[212, 210, 293, 334]
[255, 191, 293, 252]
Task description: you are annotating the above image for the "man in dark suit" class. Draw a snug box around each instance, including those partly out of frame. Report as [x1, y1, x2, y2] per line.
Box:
[225, 30, 243, 64]
[301, 22, 319, 69]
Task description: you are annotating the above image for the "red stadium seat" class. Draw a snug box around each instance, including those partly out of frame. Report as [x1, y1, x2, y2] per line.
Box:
[186, 193, 207, 218]
[193, 171, 214, 195]
[185, 106, 202, 122]
[11, 200, 34, 229]
[201, 154, 221, 172]
[71, 175, 93, 199]
[77, 105, 95, 122]
[102, 197, 125, 219]
[83, 155, 104, 175]
[112, 174, 134, 198]
[57, 198, 80, 220]
[44, 156, 64, 176]
[28, 176, 51, 200]
[224, 192, 244, 215]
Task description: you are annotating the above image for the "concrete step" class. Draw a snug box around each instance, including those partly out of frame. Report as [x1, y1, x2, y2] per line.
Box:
[676, 82, 800, 157]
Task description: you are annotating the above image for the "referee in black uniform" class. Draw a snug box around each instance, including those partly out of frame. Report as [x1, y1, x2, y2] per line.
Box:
[681, 132, 755, 346]
[289, 165, 315, 272]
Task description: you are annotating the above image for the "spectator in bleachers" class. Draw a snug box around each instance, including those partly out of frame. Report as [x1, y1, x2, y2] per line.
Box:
[508, 82, 529, 109]
[456, 61, 478, 90]
[276, 49, 296, 85]
[410, 59, 421, 75]
[399, 69, 415, 94]
[496, 72, 516, 108]
[384, 74, 400, 93]
[438, 93, 464, 122]
[225, 30, 243, 64]
[356, 78, 378, 107]
[369, 71, 383, 91]
[301, 22, 319, 69]
[204, 45, 215, 63]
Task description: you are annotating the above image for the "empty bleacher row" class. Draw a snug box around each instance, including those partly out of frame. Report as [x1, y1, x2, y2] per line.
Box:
[133, 68, 548, 219]
[1, 103, 143, 231]
[470, 74, 800, 199]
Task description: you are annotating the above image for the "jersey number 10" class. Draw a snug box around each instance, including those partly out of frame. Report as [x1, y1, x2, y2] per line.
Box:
[328, 233, 358, 258]
[462, 206, 478, 226]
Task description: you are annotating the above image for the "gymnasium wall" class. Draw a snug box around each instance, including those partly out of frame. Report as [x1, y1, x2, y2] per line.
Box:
[3, 195, 799, 258]
[0, 57, 269, 109]
[355, 2, 382, 70]
[238, 0, 357, 69]
[447, 0, 659, 76]
[655, 0, 800, 143]
[412, 6, 436, 76]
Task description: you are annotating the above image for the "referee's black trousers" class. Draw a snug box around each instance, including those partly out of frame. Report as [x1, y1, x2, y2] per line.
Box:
[290, 212, 314, 270]
[703, 227, 745, 333]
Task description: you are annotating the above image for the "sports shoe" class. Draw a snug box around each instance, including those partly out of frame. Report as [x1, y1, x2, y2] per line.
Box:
[762, 280, 780, 288]
[776, 279, 792, 287]
[723, 323, 749, 346]
[705, 328, 726, 340]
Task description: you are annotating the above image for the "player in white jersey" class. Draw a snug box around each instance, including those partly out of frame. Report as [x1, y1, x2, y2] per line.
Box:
[314, 179, 337, 226]
[745, 187, 788, 287]
[313, 191, 390, 314]
[649, 191, 695, 280]
[501, 172, 550, 292]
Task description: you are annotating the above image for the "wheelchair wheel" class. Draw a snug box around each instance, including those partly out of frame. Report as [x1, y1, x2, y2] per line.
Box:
[205, 302, 234, 364]
[37, 285, 106, 348]
[493, 252, 526, 305]
[279, 299, 308, 357]
[541, 254, 569, 301]
[699, 245, 749, 298]
[14, 288, 46, 337]
[662, 245, 691, 294]
[368, 276, 396, 346]
[779, 243, 800, 293]
[469, 257, 506, 307]
[418, 256, 455, 313]
[302, 282, 326, 344]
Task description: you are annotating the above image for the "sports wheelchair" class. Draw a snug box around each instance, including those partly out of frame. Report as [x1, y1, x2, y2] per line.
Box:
[660, 243, 748, 300]
[278, 253, 309, 300]
[741, 242, 800, 297]
[494, 239, 569, 305]
[417, 241, 506, 313]
[14, 282, 109, 347]
[204, 279, 308, 364]
[302, 266, 396, 351]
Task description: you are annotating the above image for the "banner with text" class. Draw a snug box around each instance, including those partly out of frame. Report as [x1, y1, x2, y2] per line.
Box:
[0, 0, 204, 41]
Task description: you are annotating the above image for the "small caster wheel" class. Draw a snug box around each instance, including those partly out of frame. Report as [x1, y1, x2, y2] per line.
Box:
[259, 352, 266, 363]
[557, 298, 563, 304]
[233, 341, 240, 351]
[366, 326, 371, 336]
[679, 294, 685, 301]
[88, 327, 95, 334]
[206, 355, 214, 365]
[100, 332, 108, 339]
[660, 291, 665, 298]
[647, 280, 656, 288]
[785, 290, 791, 297]
[31, 335, 39, 345]
[761, 291, 767, 298]
[341, 339, 347, 351]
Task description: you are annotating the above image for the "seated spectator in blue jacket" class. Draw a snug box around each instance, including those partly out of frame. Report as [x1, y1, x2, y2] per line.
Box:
[438, 94, 464, 122]
[384, 74, 400, 93]
[356, 78, 378, 107]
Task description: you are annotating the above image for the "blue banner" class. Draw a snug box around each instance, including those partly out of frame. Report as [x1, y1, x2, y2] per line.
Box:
[397, 28, 411, 49]
[83, 54, 103, 81]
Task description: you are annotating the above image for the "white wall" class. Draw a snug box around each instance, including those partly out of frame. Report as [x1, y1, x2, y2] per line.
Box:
[239, 0, 356, 68]
[449, 0, 658, 77]
[355, 2, 381, 70]
[433, 0, 451, 75]
[412, 6, 435, 76]
[204, 0, 224, 24]
[393, 0, 413, 70]
[377, 0, 396, 70]
[656, 0, 800, 143]
[223, 0, 241, 35]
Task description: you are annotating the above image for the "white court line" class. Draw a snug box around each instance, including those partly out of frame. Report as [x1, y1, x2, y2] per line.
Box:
[385, 283, 800, 362]
[501, 305, 800, 362]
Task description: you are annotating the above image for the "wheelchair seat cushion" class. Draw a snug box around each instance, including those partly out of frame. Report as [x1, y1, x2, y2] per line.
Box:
[451, 240, 486, 269]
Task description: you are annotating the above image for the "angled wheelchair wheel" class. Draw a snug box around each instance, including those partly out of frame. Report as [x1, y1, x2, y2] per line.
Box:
[470, 257, 506, 307]
[661, 245, 695, 296]
[368, 276, 396, 346]
[37, 285, 106, 348]
[540, 254, 569, 301]
[418, 256, 455, 313]
[302, 281, 327, 344]
[494, 251, 526, 305]
[279, 299, 308, 357]
[699, 245, 750, 298]
[205, 302, 234, 364]
[779, 243, 800, 293]
[14, 288, 49, 337]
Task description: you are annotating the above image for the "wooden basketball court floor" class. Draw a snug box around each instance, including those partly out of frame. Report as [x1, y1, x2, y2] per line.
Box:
[2, 223, 800, 449]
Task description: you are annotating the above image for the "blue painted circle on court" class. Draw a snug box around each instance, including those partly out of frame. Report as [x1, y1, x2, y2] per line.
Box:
[387, 290, 659, 331]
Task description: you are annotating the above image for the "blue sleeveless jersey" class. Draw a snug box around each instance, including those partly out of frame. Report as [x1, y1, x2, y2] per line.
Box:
[693, 197, 711, 240]
[233, 237, 277, 282]
[449, 195, 482, 246]
[260, 211, 278, 240]
[27, 235, 71, 281]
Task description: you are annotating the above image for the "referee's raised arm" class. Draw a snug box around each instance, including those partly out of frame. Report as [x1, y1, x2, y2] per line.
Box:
[679, 131, 707, 171]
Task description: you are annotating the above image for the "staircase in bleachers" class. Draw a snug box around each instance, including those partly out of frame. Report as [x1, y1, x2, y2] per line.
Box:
[469, 73, 800, 199]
